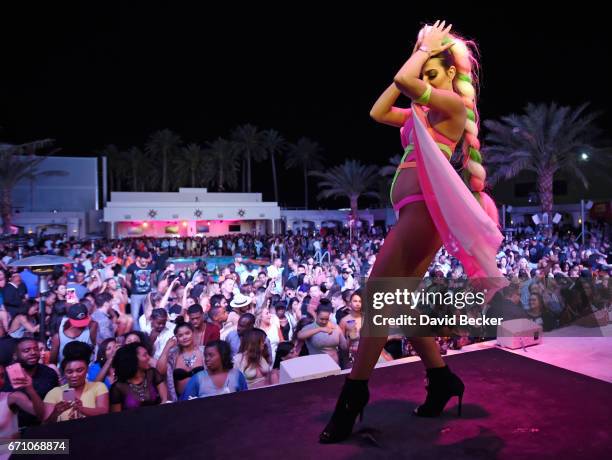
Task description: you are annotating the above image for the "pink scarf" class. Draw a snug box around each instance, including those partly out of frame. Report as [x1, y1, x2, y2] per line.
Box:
[412, 104, 509, 302]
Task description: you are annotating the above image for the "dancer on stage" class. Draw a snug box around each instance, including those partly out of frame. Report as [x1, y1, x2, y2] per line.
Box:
[319, 21, 508, 443]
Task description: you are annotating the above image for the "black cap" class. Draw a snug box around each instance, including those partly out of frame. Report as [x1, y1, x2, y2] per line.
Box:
[67, 303, 90, 327]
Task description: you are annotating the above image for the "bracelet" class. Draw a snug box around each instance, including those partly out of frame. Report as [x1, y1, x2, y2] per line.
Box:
[414, 83, 432, 105]
[417, 46, 432, 57]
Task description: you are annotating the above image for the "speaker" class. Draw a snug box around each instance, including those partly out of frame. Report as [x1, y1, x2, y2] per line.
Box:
[496, 318, 543, 349]
[279, 354, 341, 384]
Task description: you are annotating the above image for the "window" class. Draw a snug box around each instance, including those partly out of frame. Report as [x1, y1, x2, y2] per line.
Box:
[229, 224, 241, 232]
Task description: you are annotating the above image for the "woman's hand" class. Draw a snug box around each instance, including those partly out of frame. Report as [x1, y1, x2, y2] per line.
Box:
[73, 398, 83, 413]
[52, 401, 72, 417]
[419, 20, 454, 56]
[164, 337, 178, 351]
[108, 367, 117, 384]
[108, 344, 118, 362]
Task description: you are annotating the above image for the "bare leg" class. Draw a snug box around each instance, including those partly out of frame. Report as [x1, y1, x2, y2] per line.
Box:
[408, 337, 444, 368]
[349, 201, 444, 380]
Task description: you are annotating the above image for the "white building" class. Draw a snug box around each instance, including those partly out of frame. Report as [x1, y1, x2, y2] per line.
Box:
[103, 188, 281, 238]
[7, 155, 606, 239]
[280, 208, 393, 234]
[7, 156, 103, 238]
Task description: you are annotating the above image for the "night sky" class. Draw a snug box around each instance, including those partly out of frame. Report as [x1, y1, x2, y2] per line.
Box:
[2, 3, 610, 207]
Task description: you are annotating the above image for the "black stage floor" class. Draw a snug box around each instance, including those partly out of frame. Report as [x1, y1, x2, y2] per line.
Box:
[25, 347, 612, 460]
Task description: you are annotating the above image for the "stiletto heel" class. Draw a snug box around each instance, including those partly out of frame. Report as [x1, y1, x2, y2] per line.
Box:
[319, 378, 369, 444]
[413, 364, 465, 418]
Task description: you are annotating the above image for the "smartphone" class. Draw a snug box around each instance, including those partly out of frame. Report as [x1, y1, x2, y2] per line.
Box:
[62, 388, 76, 402]
[6, 363, 27, 389]
[66, 288, 78, 305]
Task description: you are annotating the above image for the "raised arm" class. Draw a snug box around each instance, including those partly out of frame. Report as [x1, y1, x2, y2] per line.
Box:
[49, 334, 60, 365]
[393, 21, 464, 118]
[8, 377, 45, 422]
[156, 339, 178, 377]
[15, 315, 40, 334]
[117, 288, 129, 305]
[181, 282, 193, 311]
[369, 83, 411, 128]
[297, 325, 328, 341]
[159, 279, 180, 310]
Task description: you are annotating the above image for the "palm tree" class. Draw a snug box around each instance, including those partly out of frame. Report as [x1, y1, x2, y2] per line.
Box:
[374, 176, 393, 209]
[204, 138, 239, 192]
[483, 102, 610, 216]
[310, 159, 380, 221]
[285, 137, 325, 209]
[231, 124, 266, 193]
[380, 154, 402, 178]
[0, 140, 66, 234]
[118, 146, 142, 191]
[172, 143, 213, 189]
[100, 144, 125, 192]
[261, 129, 288, 203]
[145, 129, 182, 192]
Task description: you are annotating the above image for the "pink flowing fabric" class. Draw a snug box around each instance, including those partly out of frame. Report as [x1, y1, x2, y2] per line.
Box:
[411, 104, 509, 302]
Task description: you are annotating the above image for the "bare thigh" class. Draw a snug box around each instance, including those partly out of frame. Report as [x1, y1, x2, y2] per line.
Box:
[391, 168, 422, 206]
[371, 200, 443, 279]
[349, 201, 443, 379]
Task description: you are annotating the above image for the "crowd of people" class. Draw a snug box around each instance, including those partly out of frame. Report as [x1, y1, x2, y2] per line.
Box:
[0, 222, 609, 437]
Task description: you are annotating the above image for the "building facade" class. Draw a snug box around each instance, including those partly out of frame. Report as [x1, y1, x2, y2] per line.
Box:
[6, 156, 103, 238]
[103, 188, 282, 238]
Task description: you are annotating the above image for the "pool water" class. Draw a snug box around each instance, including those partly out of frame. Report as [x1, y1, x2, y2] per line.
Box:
[168, 256, 269, 275]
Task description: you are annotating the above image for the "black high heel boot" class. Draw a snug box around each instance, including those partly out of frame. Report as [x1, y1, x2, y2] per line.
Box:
[413, 364, 464, 417]
[319, 377, 369, 444]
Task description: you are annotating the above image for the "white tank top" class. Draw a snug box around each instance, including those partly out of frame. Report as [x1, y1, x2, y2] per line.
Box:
[0, 393, 18, 439]
[58, 317, 93, 365]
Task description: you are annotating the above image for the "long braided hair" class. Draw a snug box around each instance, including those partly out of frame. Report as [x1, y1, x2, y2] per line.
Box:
[417, 27, 500, 227]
